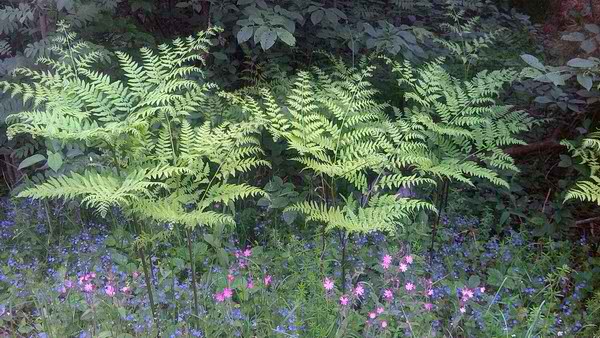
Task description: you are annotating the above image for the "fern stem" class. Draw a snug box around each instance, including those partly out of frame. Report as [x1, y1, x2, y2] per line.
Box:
[186, 227, 200, 324]
[138, 245, 159, 329]
[429, 179, 449, 265]
[339, 230, 348, 293]
[133, 218, 160, 333]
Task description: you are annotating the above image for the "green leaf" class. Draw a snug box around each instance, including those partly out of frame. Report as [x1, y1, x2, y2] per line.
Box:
[310, 10, 324, 25]
[276, 28, 295, 46]
[487, 268, 504, 287]
[325, 9, 339, 23]
[257, 197, 271, 207]
[467, 275, 481, 288]
[585, 24, 600, 34]
[237, 26, 254, 43]
[521, 54, 545, 71]
[499, 210, 510, 226]
[567, 58, 596, 68]
[98, 331, 113, 338]
[47, 151, 63, 172]
[580, 39, 598, 54]
[203, 233, 220, 248]
[562, 32, 586, 42]
[558, 154, 572, 168]
[282, 210, 297, 224]
[534, 96, 553, 104]
[253, 26, 269, 44]
[577, 73, 593, 91]
[56, 0, 73, 11]
[260, 29, 277, 50]
[545, 72, 566, 86]
[18, 154, 46, 170]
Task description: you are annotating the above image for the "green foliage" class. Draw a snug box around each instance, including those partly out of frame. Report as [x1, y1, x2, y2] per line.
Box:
[258, 60, 434, 234]
[563, 131, 600, 205]
[437, 9, 503, 76]
[386, 57, 532, 188]
[1, 24, 268, 231]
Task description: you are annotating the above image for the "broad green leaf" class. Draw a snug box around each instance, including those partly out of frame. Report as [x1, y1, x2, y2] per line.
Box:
[237, 26, 254, 43]
[398, 30, 416, 44]
[521, 54, 545, 71]
[585, 24, 600, 34]
[567, 58, 596, 68]
[18, 154, 46, 170]
[558, 154, 572, 168]
[561, 32, 586, 42]
[467, 275, 481, 288]
[276, 28, 295, 46]
[260, 29, 277, 50]
[325, 9, 339, 23]
[487, 268, 504, 287]
[282, 210, 297, 224]
[253, 26, 269, 44]
[310, 10, 324, 25]
[47, 151, 63, 172]
[97, 331, 113, 338]
[580, 39, 598, 54]
[534, 96, 553, 104]
[577, 73, 593, 91]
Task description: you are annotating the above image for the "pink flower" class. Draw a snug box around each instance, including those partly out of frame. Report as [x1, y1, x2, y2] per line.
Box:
[264, 275, 272, 286]
[323, 277, 335, 291]
[215, 292, 225, 302]
[382, 254, 393, 270]
[369, 312, 377, 319]
[121, 286, 131, 293]
[399, 263, 408, 272]
[405, 282, 415, 291]
[247, 279, 254, 289]
[243, 248, 252, 257]
[89, 272, 96, 279]
[427, 288, 434, 296]
[227, 274, 235, 283]
[354, 284, 365, 297]
[132, 271, 140, 279]
[424, 303, 433, 311]
[222, 287, 233, 299]
[340, 295, 349, 306]
[404, 255, 413, 265]
[104, 284, 116, 297]
[461, 288, 474, 302]
[83, 283, 94, 293]
[383, 289, 393, 301]
[381, 320, 388, 329]
[459, 306, 466, 314]
[480, 287, 486, 293]
[376, 307, 384, 314]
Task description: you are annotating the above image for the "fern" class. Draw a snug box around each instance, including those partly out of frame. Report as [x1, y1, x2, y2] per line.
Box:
[385, 57, 532, 189]
[259, 59, 434, 234]
[2, 24, 268, 225]
[436, 9, 503, 77]
[563, 131, 600, 205]
[2, 24, 269, 321]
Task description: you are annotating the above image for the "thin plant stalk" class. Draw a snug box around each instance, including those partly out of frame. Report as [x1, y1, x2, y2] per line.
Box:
[133, 218, 159, 333]
[429, 179, 449, 265]
[186, 227, 200, 323]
